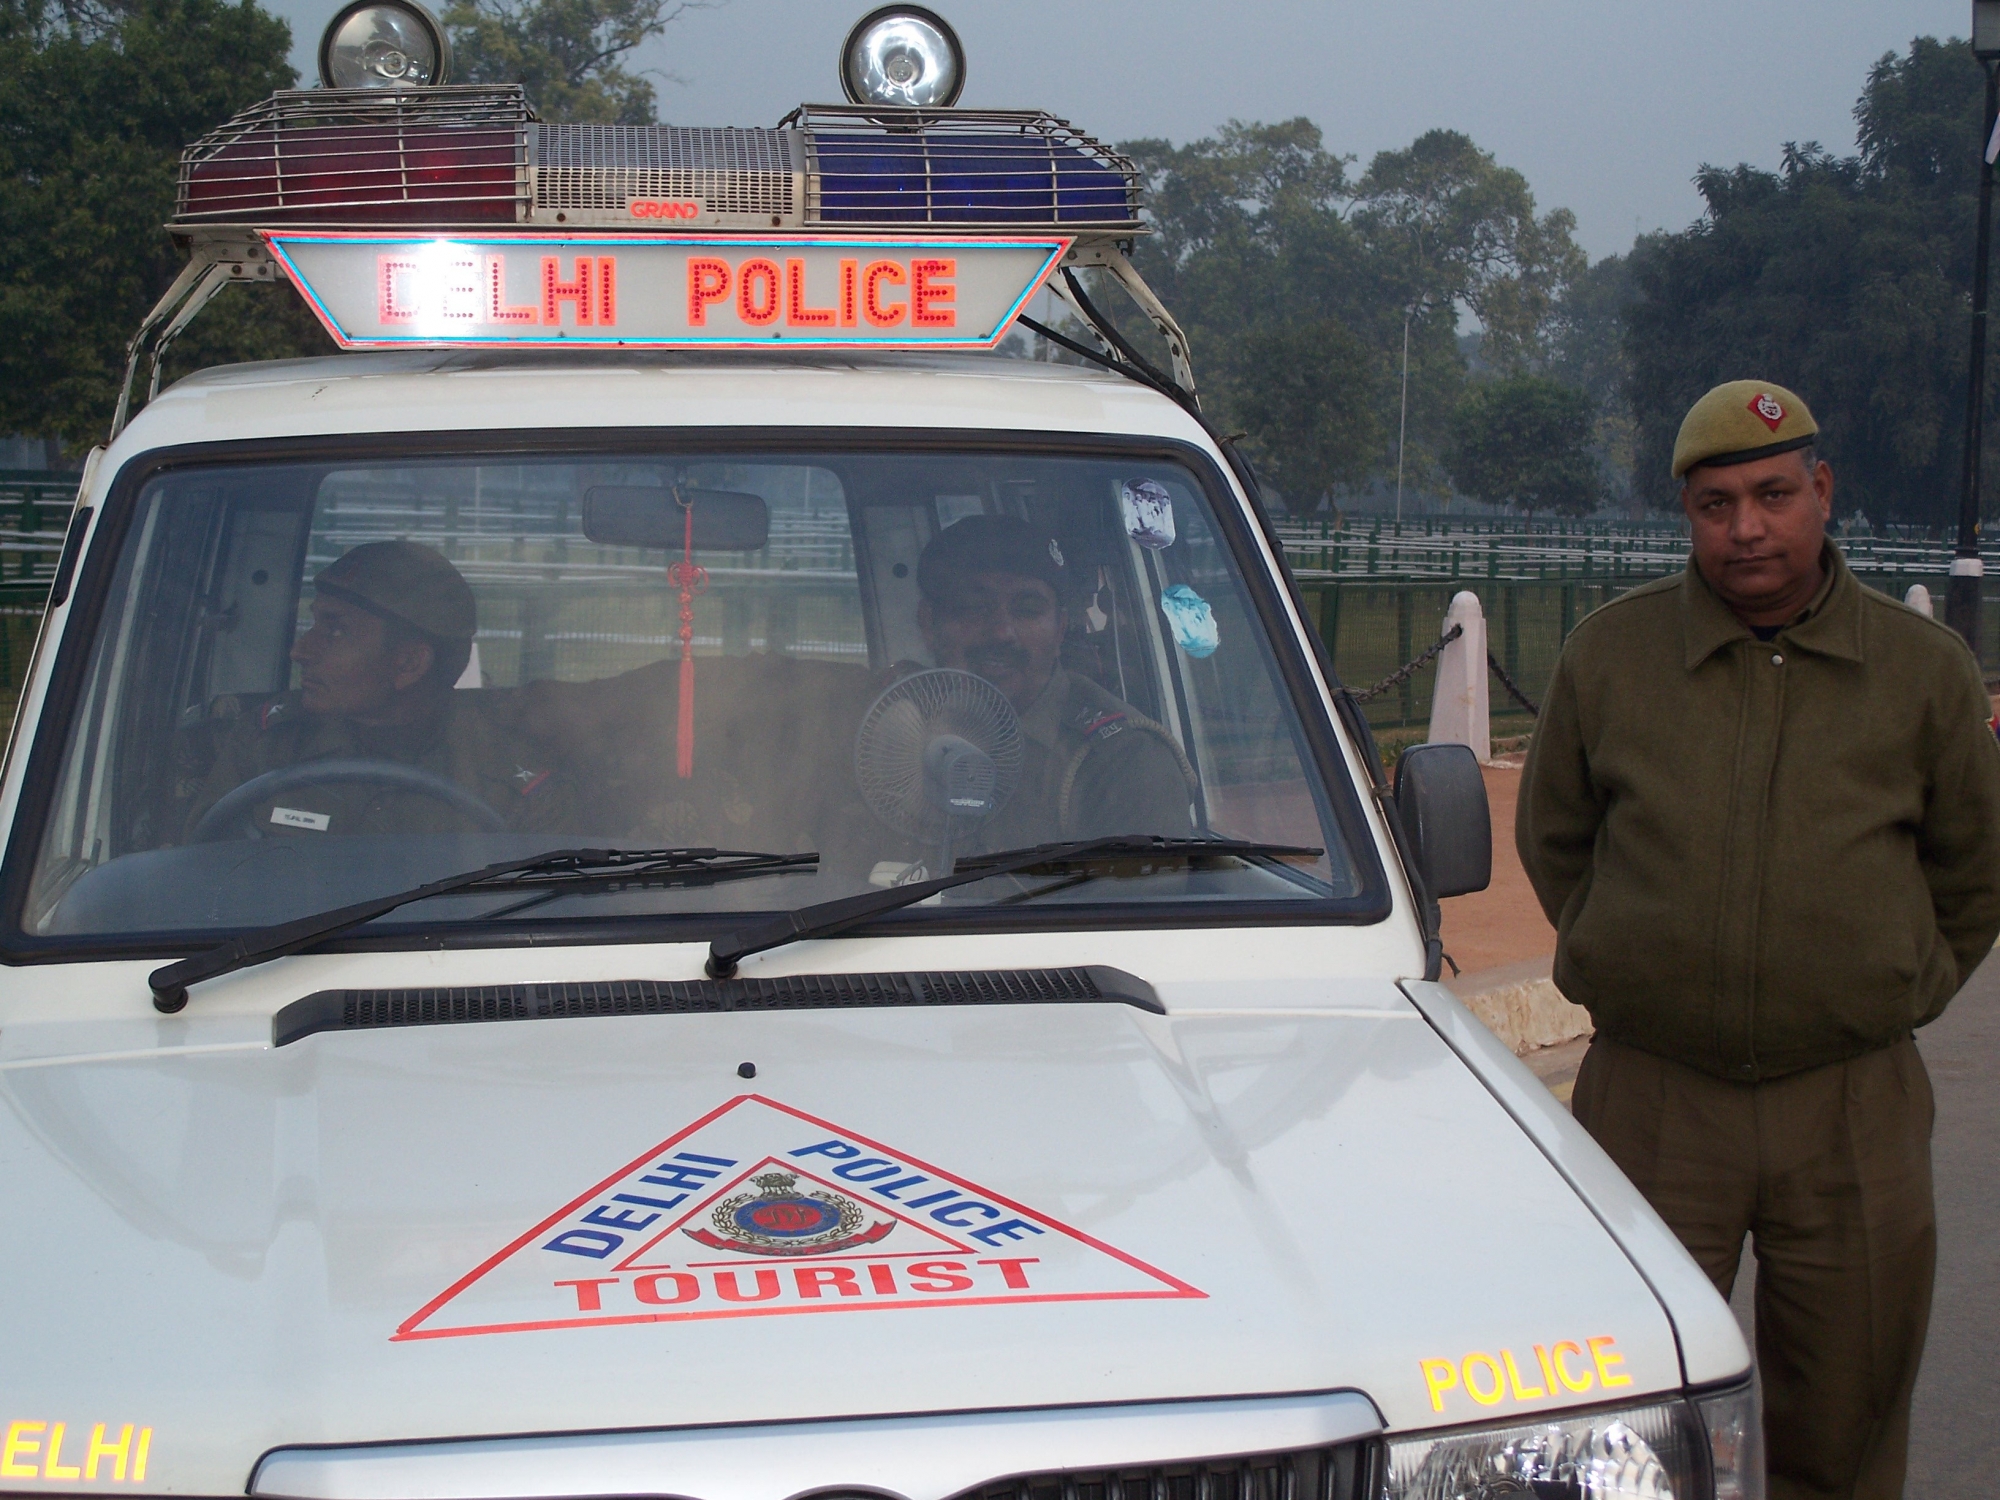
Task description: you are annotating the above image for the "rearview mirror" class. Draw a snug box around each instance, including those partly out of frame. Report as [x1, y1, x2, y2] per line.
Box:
[581, 486, 770, 552]
[1392, 742, 1492, 899]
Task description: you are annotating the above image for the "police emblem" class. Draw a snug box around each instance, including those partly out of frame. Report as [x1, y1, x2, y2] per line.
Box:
[683, 1170, 895, 1256]
[1748, 391, 1786, 430]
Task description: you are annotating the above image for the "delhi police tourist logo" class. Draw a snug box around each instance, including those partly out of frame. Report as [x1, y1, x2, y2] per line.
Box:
[686, 1170, 895, 1256]
[395, 1096, 1205, 1339]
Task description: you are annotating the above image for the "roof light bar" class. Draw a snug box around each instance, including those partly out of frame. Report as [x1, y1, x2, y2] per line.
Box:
[125, 2, 1202, 438]
[173, 94, 1141, 234]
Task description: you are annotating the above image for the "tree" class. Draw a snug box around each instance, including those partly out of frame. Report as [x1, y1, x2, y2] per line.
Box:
[1353, 130, 1586, 371]
[0, 0, 328, 451]
[1447, 375, 1604, 516]
[443, 0, 713, 123]
[1623, 37, 1983, 519]
[1232, 318, 1385, 507]
[1115, 119, 1584, 512]
[1544, 253, 1639, 508]
[1118, 121, 1401, 512]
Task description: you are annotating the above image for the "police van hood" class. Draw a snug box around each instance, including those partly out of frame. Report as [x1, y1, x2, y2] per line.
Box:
[0, 974, 1730, 1493]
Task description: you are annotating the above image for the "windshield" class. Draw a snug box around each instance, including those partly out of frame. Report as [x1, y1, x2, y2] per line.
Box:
[12, 438, 1376, 946]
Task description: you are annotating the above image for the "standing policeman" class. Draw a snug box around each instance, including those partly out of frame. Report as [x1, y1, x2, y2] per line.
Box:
[1517, 381, 2000, 1500]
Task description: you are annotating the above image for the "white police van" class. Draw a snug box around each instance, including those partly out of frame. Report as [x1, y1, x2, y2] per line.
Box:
[0, 8, 1757, 1499]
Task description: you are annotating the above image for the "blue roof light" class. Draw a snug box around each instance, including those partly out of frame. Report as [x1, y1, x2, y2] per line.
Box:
[811, 134, 1132, 225]
[793, 107, 1142, 231]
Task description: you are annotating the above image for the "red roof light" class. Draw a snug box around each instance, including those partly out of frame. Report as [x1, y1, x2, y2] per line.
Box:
[177, 87, 529, 228]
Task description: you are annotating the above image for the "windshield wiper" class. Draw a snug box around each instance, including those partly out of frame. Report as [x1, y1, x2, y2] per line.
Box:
[705, 834, 1320, 978]
[150, 847, 818, 1013]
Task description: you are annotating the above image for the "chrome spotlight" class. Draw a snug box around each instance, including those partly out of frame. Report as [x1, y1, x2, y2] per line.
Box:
[840, 5, 965, 109]
[319, 0, 452, 89]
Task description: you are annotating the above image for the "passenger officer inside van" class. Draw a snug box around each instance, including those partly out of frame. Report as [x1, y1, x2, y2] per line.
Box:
[915, 515, 1194, 846]
[183, 540, 570, 838]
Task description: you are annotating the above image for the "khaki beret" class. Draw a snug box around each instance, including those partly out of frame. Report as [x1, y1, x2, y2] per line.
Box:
[313, 540, 476, 642]
[1671, 380, 1819, 479]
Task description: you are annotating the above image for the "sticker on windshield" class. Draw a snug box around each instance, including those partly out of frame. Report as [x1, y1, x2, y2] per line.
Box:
[1120, 478, 1176, 550]
[1160, 584, 1219, 658]
[395, 1094, 1204, 1340]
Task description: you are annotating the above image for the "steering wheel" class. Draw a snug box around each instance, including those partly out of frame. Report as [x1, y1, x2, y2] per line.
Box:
[190, 758, 509, 843]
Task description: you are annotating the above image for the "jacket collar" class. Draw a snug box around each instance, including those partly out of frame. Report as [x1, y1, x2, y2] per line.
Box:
[1681, 540, 1863, 670]
[1016, 666, 1072, 752]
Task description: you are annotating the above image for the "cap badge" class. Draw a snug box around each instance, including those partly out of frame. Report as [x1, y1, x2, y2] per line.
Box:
[1048, 539, 1065, 568]
[1748, 392, 1786, 431]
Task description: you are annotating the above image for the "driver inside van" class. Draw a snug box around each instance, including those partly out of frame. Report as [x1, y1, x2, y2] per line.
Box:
[916, 515, 1195, 847]
[182, 541, 572, 840]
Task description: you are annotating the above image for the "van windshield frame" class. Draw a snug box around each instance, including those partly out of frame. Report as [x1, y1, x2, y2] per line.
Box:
[0, 426, 1390, 964]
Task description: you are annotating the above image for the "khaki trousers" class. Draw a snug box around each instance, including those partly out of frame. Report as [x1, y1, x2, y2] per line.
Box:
[1571, 1035, 1935, 1500]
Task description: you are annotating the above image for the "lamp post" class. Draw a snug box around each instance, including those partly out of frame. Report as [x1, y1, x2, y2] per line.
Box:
[1395, 311, 1410, 526]
[1950, 0, 2000, 658]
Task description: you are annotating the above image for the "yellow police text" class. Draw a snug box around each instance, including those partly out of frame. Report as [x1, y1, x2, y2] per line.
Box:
[0, 1422, 152, 1484]
[1419, 1336, 1633, 1414]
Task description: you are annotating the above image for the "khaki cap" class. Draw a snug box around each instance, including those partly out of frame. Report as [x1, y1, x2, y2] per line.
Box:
[1671, 380, 1819, 479]
[313, 540, 476, 642]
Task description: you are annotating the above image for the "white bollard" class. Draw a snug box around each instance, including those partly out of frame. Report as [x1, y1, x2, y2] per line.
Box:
[1904, 584, 1934, 618]
[1428, 589, 1491, 764]
[454, 639, 484, 688]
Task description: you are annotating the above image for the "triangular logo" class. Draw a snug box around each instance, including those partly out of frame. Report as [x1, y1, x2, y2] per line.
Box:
[396, 1094, 1203, 1340]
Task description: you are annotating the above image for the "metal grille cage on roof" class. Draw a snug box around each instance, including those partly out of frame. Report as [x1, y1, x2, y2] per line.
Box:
[175, 92, 1143, 233]
[532, 124, 802, 218]
[788, 104, 1144, 230]
[537, 124, 798, 174]
[176, 85, 533, 226]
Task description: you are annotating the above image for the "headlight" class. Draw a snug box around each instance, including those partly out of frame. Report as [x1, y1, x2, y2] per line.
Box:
[319, 0, 452, 89]
[840, 5, 965, 108]
[1383, 1385, 1762, 1500]
[1691, 1383, 1762, 1500]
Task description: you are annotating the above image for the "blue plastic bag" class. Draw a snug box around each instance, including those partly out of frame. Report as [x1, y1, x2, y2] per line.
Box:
[1160, 583, 1219, 658]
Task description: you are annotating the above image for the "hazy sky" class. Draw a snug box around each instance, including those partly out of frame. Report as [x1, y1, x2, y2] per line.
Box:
[269, 0, 1959, 261]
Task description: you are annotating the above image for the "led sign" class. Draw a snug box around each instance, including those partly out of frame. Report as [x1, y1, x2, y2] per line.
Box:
[265, 233, 1070, 349]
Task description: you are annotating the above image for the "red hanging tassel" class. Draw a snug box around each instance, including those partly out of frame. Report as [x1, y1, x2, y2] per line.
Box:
[668, 491, 707, 778]
[677, 644, 695, 778]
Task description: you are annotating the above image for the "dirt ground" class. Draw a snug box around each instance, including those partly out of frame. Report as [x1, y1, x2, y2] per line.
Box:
[1438, 758, 1556, 975]
[1436, 757, 1582, 1095]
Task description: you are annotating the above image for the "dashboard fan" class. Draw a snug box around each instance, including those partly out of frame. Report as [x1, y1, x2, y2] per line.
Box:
[854, 668, 1024, 875]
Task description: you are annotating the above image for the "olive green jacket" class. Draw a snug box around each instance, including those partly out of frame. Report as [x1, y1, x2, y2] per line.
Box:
[975, 667, 1196, 851]
[1517, 546, 2000, 1081]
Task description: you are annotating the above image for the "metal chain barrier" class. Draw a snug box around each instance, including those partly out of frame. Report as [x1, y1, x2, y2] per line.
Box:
[1345, 621, 1544, 720]
[1487, 651, 1542, 717]
[1349, 624, 1464, 703]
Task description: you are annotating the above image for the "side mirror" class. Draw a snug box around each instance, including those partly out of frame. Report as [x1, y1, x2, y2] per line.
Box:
[1392, 742, 1492, 898]
[581, 486, 770, 552]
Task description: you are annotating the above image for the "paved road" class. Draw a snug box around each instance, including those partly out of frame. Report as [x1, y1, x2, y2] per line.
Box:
[1906, 954, 1997, 1497]
[1722, 955, 1998, 1498]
